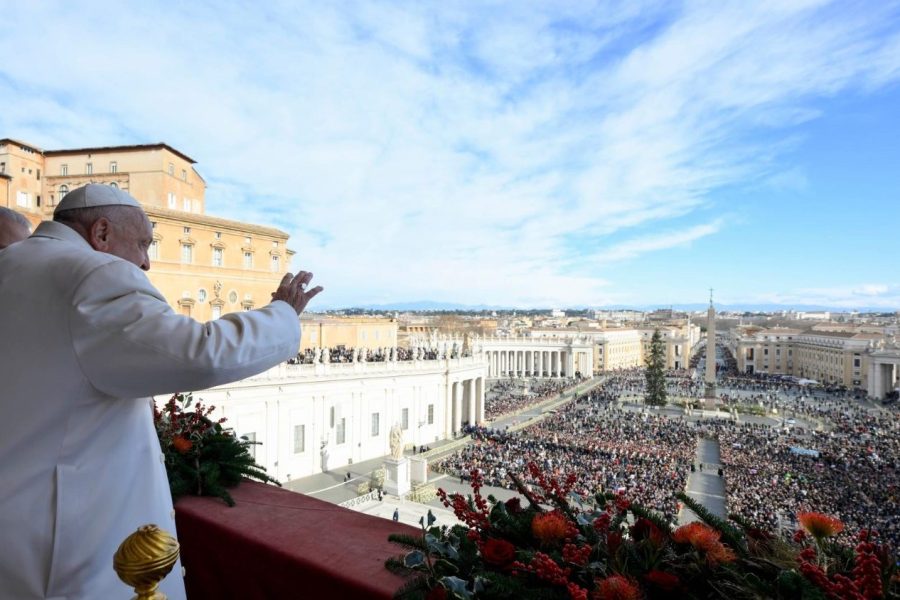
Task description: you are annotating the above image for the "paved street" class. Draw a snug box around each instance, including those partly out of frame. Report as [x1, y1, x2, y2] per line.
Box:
[679, 438, 727, 524]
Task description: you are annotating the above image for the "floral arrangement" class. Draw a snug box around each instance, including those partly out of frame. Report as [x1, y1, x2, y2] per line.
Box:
[386, 463, 898, 599]
[154, 393, 279, 506]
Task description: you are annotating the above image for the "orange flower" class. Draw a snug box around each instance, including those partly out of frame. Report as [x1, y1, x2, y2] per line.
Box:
[798, 512, 844, 539]
[592, 575, 641, 600]
[172, 435, 193, 454]
[532, 511, 570, 545]
[672, 522, 736, 565]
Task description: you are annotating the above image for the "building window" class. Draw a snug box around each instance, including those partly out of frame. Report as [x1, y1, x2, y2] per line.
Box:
[109, 182, 118, 189]
[168, 162, 174, 176]
[243, 252, 253, 269]
[213, 247, 223, 267]
[244, 432, 256, 460]
[336, 418, 346, 444]
[16, 191, 29, 207]
[36, 168, 40, 180]
[293, 424, 305, 454]
[371, 413, 380, 437]
[271, 255, 280, 272]
[198, 289, 207, 303]
[427, 404, 434, 425]
[273, 240, 279, 248]
[401, 408, 409, 430]
[211, 305, 221, 319]
[183, 226, 191, 235]
[181, 244, 193, 263]
[214, 231, 221, 239]
[181, 169, 187, 181]
[58, 184, 69, 202]
[149, 240, 159, 260]
[168, 193, 177, 209]
[244, 236, 251, 245]
[110, 161, 117, 173]
[85, 163, 93, 175]
[60, 164, 68, 176]
[228, 290, 238, 303]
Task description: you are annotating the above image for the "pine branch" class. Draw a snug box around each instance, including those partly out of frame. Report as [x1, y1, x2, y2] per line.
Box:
[388, 533, 429, 552]
[629, 502, 674, 535]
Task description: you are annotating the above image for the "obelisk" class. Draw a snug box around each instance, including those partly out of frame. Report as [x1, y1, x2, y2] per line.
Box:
[704, 289, 717, 406]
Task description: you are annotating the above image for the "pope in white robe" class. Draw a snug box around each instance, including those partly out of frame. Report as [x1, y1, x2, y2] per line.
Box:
[0, 185, 318, 599]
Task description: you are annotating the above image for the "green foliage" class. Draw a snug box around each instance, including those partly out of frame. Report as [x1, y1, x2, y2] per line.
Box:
[155, 393, 279, 507]
[644, 329, 668, 406]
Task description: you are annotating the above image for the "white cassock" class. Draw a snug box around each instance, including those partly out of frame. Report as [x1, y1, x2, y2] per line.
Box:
[0, 221, 302, 600]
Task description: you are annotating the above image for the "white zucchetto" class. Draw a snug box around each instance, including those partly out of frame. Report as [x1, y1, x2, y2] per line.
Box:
[54, 184, 141, 215]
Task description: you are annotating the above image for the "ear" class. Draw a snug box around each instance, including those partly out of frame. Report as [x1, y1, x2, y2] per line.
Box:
[88, 217, 113, 251]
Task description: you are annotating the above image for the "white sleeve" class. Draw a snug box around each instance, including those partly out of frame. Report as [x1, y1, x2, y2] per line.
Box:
[69, 259, 300, 398]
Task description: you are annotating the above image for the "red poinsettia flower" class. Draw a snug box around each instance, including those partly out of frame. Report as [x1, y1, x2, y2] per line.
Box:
[592, 575, 641, 600]
[482, 538, 516, 567]
[672, 522, 736, 565]
[798, 512, 844, 539]
[532, 511, 571, 544]
[172, 435, 193, 454]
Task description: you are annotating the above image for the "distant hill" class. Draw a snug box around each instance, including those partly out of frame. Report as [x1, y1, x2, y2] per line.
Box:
[320, 300, 897, 313]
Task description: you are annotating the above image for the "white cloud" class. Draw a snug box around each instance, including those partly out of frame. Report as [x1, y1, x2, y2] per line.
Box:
[1, 1, 899, 306]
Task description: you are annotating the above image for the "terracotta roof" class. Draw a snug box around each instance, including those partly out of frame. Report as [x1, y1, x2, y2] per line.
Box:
[144, 205, 289, 238]
[0, 138, 43, 153]
[43, 142, 197, 164]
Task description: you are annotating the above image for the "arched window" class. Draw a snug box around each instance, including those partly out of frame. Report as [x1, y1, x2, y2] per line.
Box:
[109, 182, 118, 189]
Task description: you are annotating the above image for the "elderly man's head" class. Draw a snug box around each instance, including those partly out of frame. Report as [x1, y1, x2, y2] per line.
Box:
[54, 185, 153, 271]
[0, 207, 31, 250]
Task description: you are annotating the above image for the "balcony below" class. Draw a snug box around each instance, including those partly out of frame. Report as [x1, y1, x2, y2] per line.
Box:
[175, 481, 416, 599]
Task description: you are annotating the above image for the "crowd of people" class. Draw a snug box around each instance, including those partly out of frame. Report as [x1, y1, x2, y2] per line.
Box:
[437, 388, 696, 521]
[484, 378, 581, 420]
[286, 345, 459, 364]
[436, 366, 899, 549]
[701, 391, 899, 548]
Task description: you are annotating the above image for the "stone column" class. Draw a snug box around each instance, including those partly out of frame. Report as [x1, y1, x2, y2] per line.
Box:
[476, 377, 485, 424]
[452, 382, 462, 434]
[466, 379, 476, 425]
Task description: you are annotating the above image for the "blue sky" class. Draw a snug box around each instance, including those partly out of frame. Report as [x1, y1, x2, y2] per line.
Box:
[2, 1, 899, 309]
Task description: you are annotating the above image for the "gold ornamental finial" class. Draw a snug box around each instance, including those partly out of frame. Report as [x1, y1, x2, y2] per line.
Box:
[113, 524, 180, 600]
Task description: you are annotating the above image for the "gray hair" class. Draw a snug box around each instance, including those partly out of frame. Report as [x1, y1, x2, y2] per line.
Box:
[0, 206, 30, 230]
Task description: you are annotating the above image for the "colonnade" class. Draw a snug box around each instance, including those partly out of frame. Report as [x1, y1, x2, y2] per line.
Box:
[447, 376, 484, 436]
[484, 349, 590, 379]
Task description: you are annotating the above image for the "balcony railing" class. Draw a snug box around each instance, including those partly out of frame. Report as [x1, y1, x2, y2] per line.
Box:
[174, 481, 415, 598]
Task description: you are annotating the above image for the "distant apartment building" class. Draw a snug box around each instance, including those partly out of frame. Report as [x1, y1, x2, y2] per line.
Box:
[728, 325, 883, 388]
[299, 316, 399, 351]
[0, 138, 291, 322]
[530, 319, 699, 372]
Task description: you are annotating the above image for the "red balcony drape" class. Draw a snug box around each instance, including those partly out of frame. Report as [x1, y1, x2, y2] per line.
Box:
[175, 481, 417, 599]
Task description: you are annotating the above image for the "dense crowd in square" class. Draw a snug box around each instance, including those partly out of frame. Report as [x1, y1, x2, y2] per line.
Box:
[436, 365, 899, 549]
[436, 387, 696, 521]
[483, 378, 582, 420]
